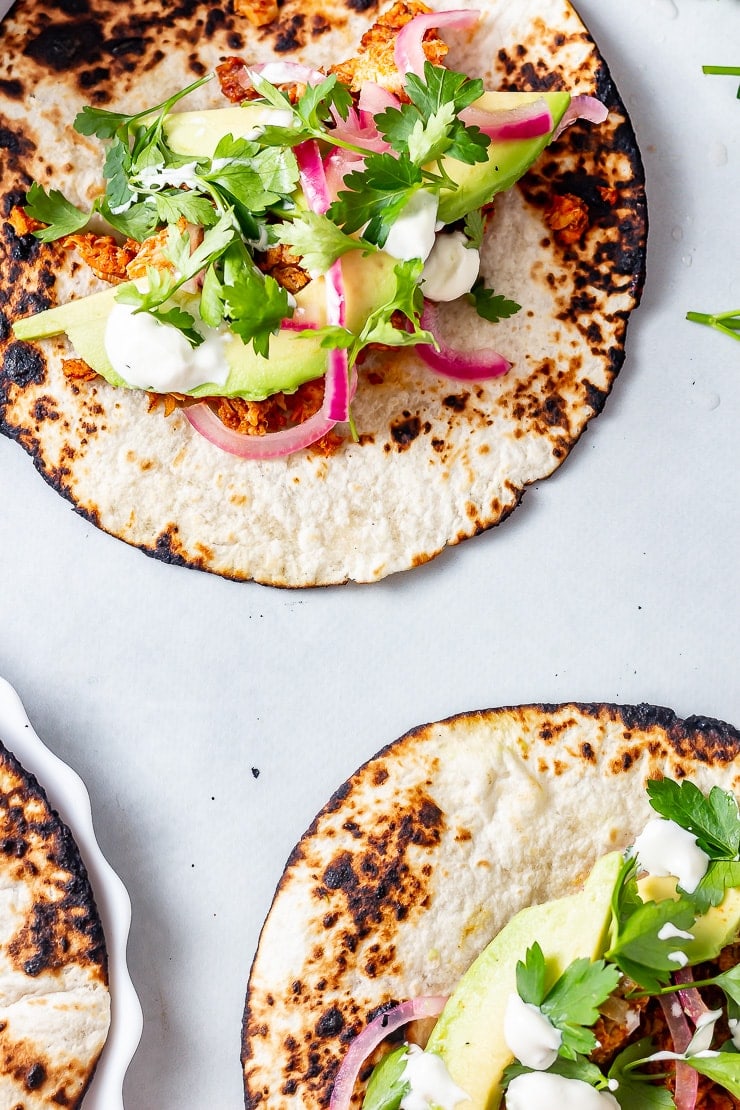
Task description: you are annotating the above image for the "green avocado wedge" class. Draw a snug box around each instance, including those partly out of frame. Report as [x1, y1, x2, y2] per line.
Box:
[420, 852, 623, 1110]
[163, 91, 572, 228]
[637, 874, 740, 965]
[12, 249, 398, 400]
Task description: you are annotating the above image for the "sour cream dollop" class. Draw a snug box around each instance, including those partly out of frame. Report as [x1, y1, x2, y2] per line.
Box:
[398, 1045, 469, 1110]
[104, 302, 230, 393]
[632, 818, 710, 893]
[384, 190, 439, 263]
[506, 1072, 620, 1109]
[420, 231, 480, 302]
[503, 992, 562, 1070]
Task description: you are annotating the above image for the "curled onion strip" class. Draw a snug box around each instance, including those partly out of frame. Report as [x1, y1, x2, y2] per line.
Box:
[675, 966, 712, 1027]
[658, 994, 698, 1110]
[329, 996, 448, 1110]
[295, 141, 353, 422]
[246, 60, 325, 88]
[551, 94, 609, 139]
[416, 300, 511, 381]
[184, 402, 338, 460]
[358, 82, 401, 115]
[394, 9, 480, 77]
[460, 100, 553, 142]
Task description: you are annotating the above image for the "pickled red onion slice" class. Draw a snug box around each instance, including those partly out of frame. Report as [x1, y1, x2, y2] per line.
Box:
[551, 94, 609, 139]
[246, 60, 325, 87]
[358, 81, 401, 115]
[460, 99, 553, 142]
[295, 140, 352, 422]
[658, 993, 698, 1110]
[184, 402, 338, 459]
[416, 300, 511, 381]
[394, 9, 480, 77]
[329, 996, 448, 1110]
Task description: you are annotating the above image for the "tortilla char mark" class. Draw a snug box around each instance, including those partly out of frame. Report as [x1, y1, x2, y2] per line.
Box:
[243, 774, 445, 1106]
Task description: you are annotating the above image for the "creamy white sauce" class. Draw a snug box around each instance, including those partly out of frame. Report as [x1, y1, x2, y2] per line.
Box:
[420, 231, 480, 302]
[657, 923, 695, 942]
[398, 1045, 468, 1110]
[104, 302, 230, 393]
[729, 1017, 740, 1050]
[689, 1008, 724, 1054]
[138, 160, 202, 192]
[384, 190, 439, 263]
[668, 950, 689, 967]
[503, 992, 562, 1070]
[505, 1072, 620, 1109]
[632, 817, 710, 893]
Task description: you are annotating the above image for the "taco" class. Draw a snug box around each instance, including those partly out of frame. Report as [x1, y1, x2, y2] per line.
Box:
[0, 734, 110, 1108]
[242, 703, 740, 1108]
[0, 0, 645, 586]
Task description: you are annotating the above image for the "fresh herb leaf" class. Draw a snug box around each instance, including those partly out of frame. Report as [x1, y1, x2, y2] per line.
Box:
[328, 153, 423, 247]
[605, 897, 697, 991]
[540, 958, 621, 1059]
[23, 182, 89, 241]
[516, 942, 547, 1006]
[607, 1040, 676, 1109]
[463, 208, 486, 250]
[95, 196, 160, 241]
[647, 780, 740, 858]
[199, 264, 225, 329]
[201, 135, 299, 211]
[467, 278, 521, 323]
[715, 964, 740, 1008]
[686, 1048, 740, 1098]
[147, 305, 204, 347]
[218, 241, 291, 357]
[73, 73, 213, 140]
[273, 212, 371, 276]
[503, 1055, 607, 1090]
[154, 190, 219, 228]
[690, 859, 740, 914]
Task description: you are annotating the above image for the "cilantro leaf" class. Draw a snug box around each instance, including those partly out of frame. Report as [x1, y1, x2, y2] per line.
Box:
[95, 196, 160, 241]
[201, 135, 299, 211]
[541, 958, 621, 1058]
[686, 1048, 740, 1098]
[605, 897, 697, 991]
[147, 305, 204, 348]
[607, 1040, 676, 1110]
[515, 942, 547, 1005]
[154, 190, 218, 228]
[467, 279, 521, 323]
[103, 139, 136, 214]
[715, 964, 740, 1008]
[689, 858, 740, 914]
[328, 153, 423, 246]
[199, 264, 226, 329]
[23, 182, 89, 241]
[294, 74, 353, 131]
[219, 242, 291, 357]
[74, 73, 213, 140]
[273, 212, 371, 276]
[647, 780, 740, 858]
[405, 62, 485, 119]
[463, 208, 486, 250]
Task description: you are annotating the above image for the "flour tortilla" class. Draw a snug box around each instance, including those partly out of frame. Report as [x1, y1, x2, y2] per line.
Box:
[242, 703, 740, 1107]
[0, 735, 110, 1108]
[0, 0, 646, 586]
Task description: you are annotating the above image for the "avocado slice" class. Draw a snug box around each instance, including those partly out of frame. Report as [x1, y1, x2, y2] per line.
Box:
[12, 249, 398, 400]
[163, 90, 572, 228]
[637, 874, 740, 964]
[420, 852, 623, 1110]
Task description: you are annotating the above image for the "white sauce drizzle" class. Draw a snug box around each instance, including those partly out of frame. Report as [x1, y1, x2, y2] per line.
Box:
[420, 231, 480, 302]
[729, 1017, 740, 1050]
[384, 190, 439, 263]
[668, 950, 689, 967]
[503, 992, 562, 1070]
[398, 1045, 468, 1110]
[505, 1072, 620, 1109]
[657, 923, 695, 942]
[632, 818, 710, 892]
[104, 302, 229, 393]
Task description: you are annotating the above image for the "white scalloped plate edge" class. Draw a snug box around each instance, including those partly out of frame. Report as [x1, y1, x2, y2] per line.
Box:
[0, 677, 143, 1109]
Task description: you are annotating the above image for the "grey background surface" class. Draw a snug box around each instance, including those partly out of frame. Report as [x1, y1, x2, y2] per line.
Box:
[1, 0, 739, 1106]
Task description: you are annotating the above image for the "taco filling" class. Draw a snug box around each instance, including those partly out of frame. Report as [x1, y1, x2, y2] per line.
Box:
[335, 778, 740, 1110]
[11, 0, 607, 460]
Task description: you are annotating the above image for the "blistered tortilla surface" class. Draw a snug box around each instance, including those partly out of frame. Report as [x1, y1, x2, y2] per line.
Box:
[0, 737, 110, 1108]
[0, 0, 646, 585]
[242, 703, 740, 1107]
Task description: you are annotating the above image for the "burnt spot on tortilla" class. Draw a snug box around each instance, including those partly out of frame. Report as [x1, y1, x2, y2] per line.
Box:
[2, 342, 45, 389]
[390, 414, 421, 448]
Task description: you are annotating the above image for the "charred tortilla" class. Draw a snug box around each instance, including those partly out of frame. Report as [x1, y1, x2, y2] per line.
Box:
[0, 735, 110, 1108]
[0, 0, 646, 586]
[242, 703, 739, 1107]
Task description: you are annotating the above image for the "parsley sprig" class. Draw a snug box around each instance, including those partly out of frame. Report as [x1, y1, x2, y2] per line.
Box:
[646, 778, 740, 913]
